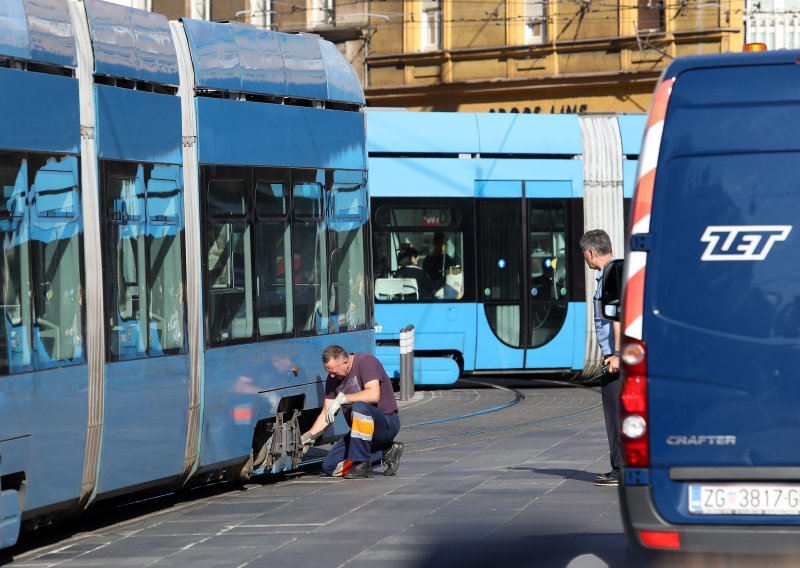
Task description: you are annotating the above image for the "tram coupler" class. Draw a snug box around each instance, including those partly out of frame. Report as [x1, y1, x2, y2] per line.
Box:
[263, 409, 304, 473]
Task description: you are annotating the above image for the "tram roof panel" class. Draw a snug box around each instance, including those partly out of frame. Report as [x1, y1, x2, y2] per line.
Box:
[182, 20, 364, 104]
[475, 113, 583, 155]
[366, 111, 481, 154]
[317, 37, 365, 105]
[85, 0, 179, 86]
[0, 0, 76, 68]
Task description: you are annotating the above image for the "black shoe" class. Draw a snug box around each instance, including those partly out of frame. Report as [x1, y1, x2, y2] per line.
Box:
[595, 470, 616, 481]
[343, 461, 373, 479]
[594, 476, 620, 487]
[382, 442, 404, 476]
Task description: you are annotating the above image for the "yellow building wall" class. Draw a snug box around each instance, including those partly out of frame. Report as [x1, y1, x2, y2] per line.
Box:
[368, 0, 404, 55]
[447, 1, 507, 49]
[365, 0, 744, 113]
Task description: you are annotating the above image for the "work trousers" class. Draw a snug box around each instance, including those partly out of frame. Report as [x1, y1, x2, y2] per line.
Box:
[322, 401, 401, 476]
[601, 372, 623, 472]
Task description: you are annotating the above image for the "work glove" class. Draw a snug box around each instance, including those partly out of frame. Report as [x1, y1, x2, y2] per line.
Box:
[300, 430, 321, 456]
[325, 392, 349, 424]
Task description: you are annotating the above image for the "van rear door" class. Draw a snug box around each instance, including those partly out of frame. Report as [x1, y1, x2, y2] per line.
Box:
[644, 59, 800, 524]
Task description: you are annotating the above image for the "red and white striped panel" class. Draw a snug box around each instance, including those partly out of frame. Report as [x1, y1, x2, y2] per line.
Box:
[623, 78, 675, 340]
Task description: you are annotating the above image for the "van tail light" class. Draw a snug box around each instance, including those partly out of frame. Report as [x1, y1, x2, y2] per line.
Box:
[620, 338, 650, 468]
[639, 530, 681, 549]
[617, 76, 674, 470]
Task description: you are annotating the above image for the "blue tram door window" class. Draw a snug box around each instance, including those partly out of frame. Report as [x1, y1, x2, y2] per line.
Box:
[255, 176, 294, 338]
[30, 156, 84, 367]
[106, 167, 147, 360]
[146, 168, 186, 356]
[0, 158, 32, 374]
[480, 199, 522, 348]
[292, 176, 327, 334]
[206, 176, 254, 346]
[527, 201, 569, 348]
[329, 175, 367, 332]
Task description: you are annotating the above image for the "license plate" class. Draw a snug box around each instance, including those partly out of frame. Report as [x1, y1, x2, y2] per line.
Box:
[689, 484, 800, 515]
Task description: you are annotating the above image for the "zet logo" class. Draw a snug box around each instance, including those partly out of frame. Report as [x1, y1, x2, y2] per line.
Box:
[700, 225, 792, 261]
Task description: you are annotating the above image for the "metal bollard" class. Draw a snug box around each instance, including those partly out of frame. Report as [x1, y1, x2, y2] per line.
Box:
[399, 325, 415, 401]
[399, 326, 408, 401]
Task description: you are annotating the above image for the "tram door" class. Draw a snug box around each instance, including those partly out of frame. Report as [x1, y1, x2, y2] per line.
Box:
[475, 181, 573, 371]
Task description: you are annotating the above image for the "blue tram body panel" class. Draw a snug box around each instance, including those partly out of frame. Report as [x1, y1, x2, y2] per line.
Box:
[95, 86, 182, 163]
[618, 114, 647, 158]
[200, 331, 372, 468]
[475, 114, 583, 155]
[0, 69, 79, 154]
[367, 111, 481, 155]
[196, 99, 366, 170]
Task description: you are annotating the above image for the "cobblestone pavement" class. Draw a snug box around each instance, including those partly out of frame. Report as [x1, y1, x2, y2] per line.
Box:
[4, 382, 769, 568]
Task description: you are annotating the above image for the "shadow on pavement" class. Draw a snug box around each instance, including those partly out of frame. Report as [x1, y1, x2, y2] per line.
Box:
[416, 533, 800, 568]
[505, 466, 599, 484]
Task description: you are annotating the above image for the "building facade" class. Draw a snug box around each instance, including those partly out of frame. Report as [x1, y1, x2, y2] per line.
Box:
[103, 0, 746, 114]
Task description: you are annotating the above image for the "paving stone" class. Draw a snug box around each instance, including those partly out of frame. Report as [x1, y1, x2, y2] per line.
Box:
[7, 385, 642, 568]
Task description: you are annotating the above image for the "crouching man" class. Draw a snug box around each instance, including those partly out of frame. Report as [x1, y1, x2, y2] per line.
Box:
[301, 345, 404, 478]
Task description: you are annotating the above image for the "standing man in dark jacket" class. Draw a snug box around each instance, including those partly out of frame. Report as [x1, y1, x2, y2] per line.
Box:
[301, 345, 404, 478]
[580, 229, 622, 487]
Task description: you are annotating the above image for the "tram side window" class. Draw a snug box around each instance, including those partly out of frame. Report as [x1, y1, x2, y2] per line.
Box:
[0, 156, 32, 374]
[207, 178, 254, 345]
[147, 170, 186, 355]
[328, 171, 367, 332]
[373, 206, 465, 302]
[30, 156, 84, 366]
[255, 174, 293, 337]
[293, 175, 328, 334]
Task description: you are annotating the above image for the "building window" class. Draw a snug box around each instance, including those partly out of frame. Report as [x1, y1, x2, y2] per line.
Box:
[524, 0, 547, 45]
[747, 0, 800, 49]
[420, 1, 441, 51]
[638, 0, 665, 31]
[309, 0, 334, 27]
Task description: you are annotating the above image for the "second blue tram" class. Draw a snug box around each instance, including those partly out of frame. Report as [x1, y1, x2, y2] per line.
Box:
[0, 0, 370, 549]
[368, 110, 645, 385]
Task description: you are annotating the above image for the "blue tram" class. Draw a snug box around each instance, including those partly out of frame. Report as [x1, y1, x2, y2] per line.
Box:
[0, 0, 369, 549]
[368, 110, 645, 385]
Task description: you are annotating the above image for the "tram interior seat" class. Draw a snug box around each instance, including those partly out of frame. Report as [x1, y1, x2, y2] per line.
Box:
[259, 316, 285, 335]
[374, 278, 418, 301]
[232, 317, 251, 338]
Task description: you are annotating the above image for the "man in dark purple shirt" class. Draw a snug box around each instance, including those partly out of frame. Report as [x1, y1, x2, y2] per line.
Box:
[301, 345, 403, 478]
